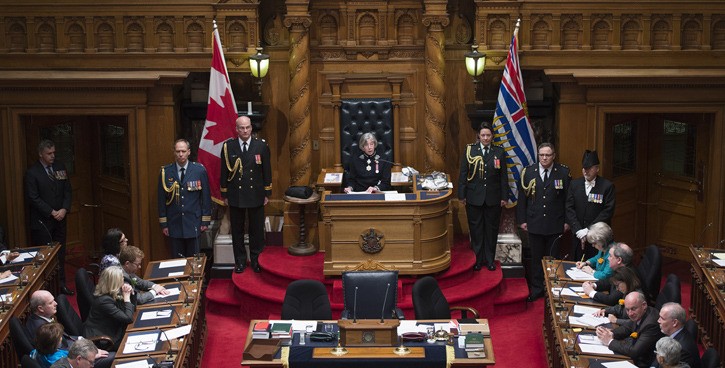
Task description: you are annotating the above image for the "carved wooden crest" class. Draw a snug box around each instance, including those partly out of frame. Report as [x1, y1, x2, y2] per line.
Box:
[349, 259, 393, 271]
[359, 228, 384, 254]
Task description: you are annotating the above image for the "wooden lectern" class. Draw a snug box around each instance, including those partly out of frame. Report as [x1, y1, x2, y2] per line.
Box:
[338, 319, 400, 347]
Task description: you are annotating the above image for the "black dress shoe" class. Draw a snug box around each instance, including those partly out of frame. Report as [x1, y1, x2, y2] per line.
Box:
[251, 263, 261, 273]
[526, 292, 543, 302]
[234, 264, 245, 273]
[487, 264, 496, 271]
[473, 264, 482, 271]
[60, 286, 75, 296]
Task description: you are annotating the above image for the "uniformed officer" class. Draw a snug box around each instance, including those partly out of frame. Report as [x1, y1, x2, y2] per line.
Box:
[458, 123, 508, 271]
[158, 139, 211, 257]
[516, 143, 571, 301]
[566, 150, 616, 261]
[220, 116, 272, 273]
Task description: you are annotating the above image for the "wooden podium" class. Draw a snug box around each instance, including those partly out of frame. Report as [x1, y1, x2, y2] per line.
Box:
[318, 187, 453, 276]
[338, 319, 400, 347]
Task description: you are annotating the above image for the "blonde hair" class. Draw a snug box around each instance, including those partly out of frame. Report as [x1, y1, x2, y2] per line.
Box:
[95, 266, 124, 299]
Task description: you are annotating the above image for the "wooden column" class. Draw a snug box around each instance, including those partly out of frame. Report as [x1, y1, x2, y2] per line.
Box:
[284, 2, 312, 186]
[422, 1, 449, 172]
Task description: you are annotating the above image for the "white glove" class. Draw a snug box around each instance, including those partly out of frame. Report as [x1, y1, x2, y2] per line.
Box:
[576, 228, 589, 239]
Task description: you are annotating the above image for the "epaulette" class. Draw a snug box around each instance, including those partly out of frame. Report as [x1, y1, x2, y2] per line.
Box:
[191, 161, 204, 168]
[466, 142, 477, 146]
[559, 163, 569, 169]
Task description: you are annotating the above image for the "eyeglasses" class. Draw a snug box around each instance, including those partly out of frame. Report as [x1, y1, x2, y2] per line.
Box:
[538, 153, 554, 157]
[80, 355, 95, 367]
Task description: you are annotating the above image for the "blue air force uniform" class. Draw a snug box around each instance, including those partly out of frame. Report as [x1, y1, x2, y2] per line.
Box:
[458, 142, 508, 269]
[157, 161, 211, 256]
[516, 162, 571, 297]
[220, 137, 272, 270]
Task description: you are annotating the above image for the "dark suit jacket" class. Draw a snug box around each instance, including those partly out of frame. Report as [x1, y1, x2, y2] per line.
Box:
[122, 270, 155, 305]
[651, 329, 701, 368]
[25, 160, 72, 232]
[458, 143, 508, 206]
[220, 137, 272, 208]
[49, 357, 73, 368]
[593, 275, 625, 306]
[157, 161, 212, 239]
[609, 306, 664, 368]
[25, 313, 49, 342]
[565, 175, 615, 233]
[516, 162, 571, 235]
[346, 149, 392, 192]
[83, 294, 135, 351]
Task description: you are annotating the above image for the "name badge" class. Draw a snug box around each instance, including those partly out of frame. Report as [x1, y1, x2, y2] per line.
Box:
[588, 193, 603, 203]
[494, 158, 500, 169]
[255, 154, 262, 165]
[554, 179, 564, 189]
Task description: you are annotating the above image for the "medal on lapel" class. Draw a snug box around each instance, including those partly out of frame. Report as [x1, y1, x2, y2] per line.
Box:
[375, 160, 379, 174]
[366, 158, 371, 172]
[494, 157, 500, 169]
[554, 179, 563, 189]
[56, 170, 68, 180]
[255, 154, 262, 164]
[588, 193, 603, 203]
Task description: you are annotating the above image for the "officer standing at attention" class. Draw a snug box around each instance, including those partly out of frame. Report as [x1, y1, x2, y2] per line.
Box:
[25, 139, 74, 295]
[221, 116, 272, 273]
[566, 150, 616, 261]
[517, 142, 571, 302]
[158, 139, 211, 257]
[458, 123, 508, 271]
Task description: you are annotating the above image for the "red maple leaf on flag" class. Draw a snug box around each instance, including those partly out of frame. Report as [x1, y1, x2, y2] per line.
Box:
[202, 90, 237, 145]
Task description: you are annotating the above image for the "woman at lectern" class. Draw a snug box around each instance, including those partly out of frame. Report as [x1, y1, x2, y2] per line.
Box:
[83, 266, 134, 351]
[344, 133, 392, 194]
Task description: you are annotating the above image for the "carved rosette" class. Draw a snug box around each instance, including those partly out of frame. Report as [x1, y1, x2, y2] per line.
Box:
[284, 15, 313, 186]
[422, 15, 449, 172]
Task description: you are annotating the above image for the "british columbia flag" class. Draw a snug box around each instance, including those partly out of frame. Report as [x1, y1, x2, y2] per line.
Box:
[492, 21, 538, 207]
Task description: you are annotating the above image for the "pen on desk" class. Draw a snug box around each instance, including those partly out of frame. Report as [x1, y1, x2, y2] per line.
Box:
[580, 254, 586, 263]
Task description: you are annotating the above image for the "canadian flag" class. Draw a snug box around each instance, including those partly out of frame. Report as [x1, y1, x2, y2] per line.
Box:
[198, 24, 238, 204]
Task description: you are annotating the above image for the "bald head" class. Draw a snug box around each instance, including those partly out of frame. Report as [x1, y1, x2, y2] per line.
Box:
[30, 290, 57, 318]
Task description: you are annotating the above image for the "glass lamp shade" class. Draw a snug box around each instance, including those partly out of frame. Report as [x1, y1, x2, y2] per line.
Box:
[249, 51, 270, 78]
[465, 51, 485, 77]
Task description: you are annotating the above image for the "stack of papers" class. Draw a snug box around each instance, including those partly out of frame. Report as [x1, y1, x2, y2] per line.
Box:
[711, 253, 725, 267]
[0, 274, 18, 284]
[551, 287, 579, 297]
[569, 314, 609, 327]
[566, 267, 597, 281]
[10, 251, 38, 263]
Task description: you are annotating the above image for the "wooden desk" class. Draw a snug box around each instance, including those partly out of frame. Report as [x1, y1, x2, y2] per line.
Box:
[542, 259, 634, 368]
[113, 256, 207, 368]
[242, 319, 495, 367]
[0, 245, 60, 368]
[319, 188, 453, 275]
[689, 246, 725, 367]
[143, 255, 206, 283]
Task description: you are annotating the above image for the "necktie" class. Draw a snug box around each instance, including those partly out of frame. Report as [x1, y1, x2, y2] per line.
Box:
[483, 146, 489, 157]
[179, 168, 185, 182]
[585, 181, 594, 195]
[543, 168, 549, 182]
[46, 166, 55, 180]
[243, 141, 248, 153]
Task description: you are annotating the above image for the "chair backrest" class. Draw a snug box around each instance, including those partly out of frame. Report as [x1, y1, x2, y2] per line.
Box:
[281, 279, 332, 320]
[21, 354, 42, 368]
[412, 276, 451, 320]
[9, 316, 34, 360]
[637, 244, 662, 303]
[75, 267, 95, 321]
[339, 99, 394, 171]
[701, 347, 721, 368]
[654, 273, 681, 310]
[342, 270, 398, 319]
[55, 294, 83, 336]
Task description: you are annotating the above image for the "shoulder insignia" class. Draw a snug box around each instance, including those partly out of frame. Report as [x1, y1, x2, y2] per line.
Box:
[560, 163, 569, 169]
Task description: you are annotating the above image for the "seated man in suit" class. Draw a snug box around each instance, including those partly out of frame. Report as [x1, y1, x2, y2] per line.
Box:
[25, 290, 112, 367]
[656, 302, 701, 368]
[51, 335, 98, 368]
[596, 291, 664, 368]
[582, 242, 635, 305]
[119, 245, 169, 304]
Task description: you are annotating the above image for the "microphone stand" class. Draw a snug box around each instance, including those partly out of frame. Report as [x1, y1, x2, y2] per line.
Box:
[174, 278, 191, 306]
[164, 300, 187, 326]
[380, 283, 390, 323]
[38, 220, 55, 246]
[552, 253, 569, 282]
[157, 327, 179, 355]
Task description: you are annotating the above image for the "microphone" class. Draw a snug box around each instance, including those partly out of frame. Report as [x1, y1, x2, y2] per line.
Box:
[698, 222, 713, 248]
[38, 220, 54, 246]
[552, 253, 569, 281]
[174, 278, 191, 306]
[156, 327, 178, 354]
[380, 283, 391, 323]
[353, 286, 358, 323]
[163, 300, 186, 326]
[548, 234, 565, 258]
